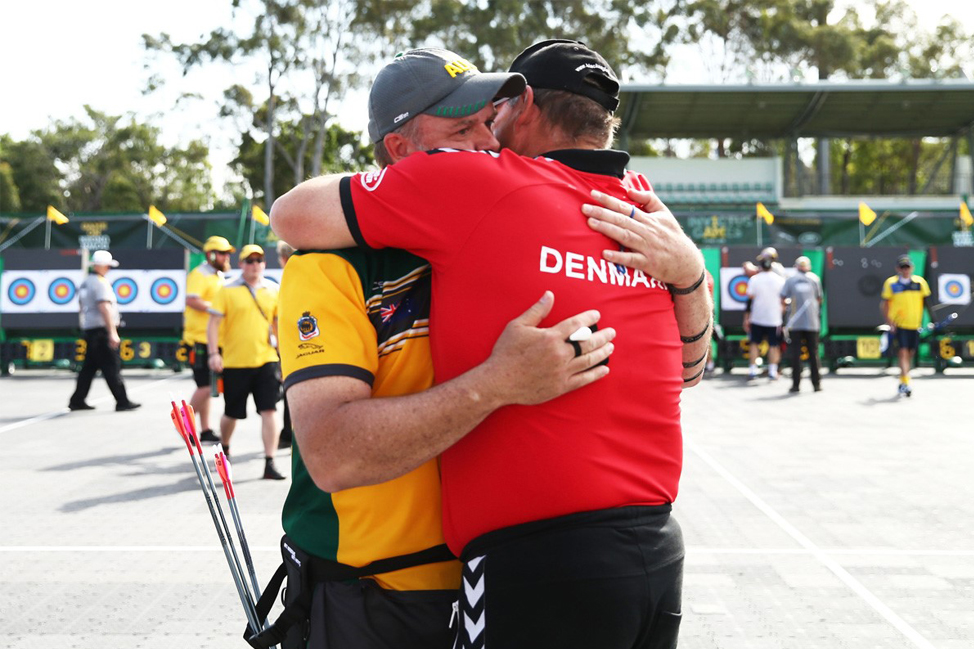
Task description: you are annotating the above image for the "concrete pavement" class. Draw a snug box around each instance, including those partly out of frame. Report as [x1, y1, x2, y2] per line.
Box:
[1, 365, 972, 648]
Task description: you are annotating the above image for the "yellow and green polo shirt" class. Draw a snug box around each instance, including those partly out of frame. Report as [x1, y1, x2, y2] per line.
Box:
[881, 274, 930, 330]
[278, 248, 459, 592]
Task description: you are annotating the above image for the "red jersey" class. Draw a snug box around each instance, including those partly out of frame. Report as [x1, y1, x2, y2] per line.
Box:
[341, 148, 683, 554]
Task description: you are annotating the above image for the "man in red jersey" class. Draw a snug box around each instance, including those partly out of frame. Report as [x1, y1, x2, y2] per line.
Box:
[273, 41, 711, 649]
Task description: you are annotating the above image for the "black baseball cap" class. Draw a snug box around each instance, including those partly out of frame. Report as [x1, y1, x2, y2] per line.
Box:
[367, 48, 526, 143]
[897, 254, 913, 267]
[509, 39, 620, 112]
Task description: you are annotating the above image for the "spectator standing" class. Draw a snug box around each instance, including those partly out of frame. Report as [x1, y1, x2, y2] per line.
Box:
[68, 250, 140, 412]
[880, 254, 932, 397]
[744, 251, 786, 380]
[183, 236, 234, 442]
[781, 256, 822, 393]
[207, 244, 285, 479]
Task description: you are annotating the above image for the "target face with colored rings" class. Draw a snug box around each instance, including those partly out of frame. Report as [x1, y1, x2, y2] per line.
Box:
[728, 275, 750, 304]
[113, 277, 139, 305]
[8, 278, 36, 306]
[944, 279, 964, 299]
[150, 277, 179, 305]
[48, 277, 77, 305]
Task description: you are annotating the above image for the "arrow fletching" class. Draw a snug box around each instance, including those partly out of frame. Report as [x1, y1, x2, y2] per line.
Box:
[215, 449, 234, 499]
[170, 402, 195, 454]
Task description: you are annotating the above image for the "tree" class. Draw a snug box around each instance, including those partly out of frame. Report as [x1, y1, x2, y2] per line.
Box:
[233, 113, 373, 202]
[0, 134, 62, 213]
[370, 0, 680, 76]
[145, 0, 322, 206]
[34, 107, 215, 212]
[0, 161, 20, 213]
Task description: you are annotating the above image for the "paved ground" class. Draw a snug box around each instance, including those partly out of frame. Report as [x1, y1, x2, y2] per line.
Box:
[1, 365, 972, 648]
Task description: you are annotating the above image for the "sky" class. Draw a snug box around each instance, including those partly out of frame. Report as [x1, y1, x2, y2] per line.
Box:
[2, 0, 973, 194]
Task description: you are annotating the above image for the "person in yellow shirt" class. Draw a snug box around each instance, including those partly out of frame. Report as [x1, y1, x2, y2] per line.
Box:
[207, 244, 285, 479]
[183, 236, 234, 442]
[880, 254, 932, 397]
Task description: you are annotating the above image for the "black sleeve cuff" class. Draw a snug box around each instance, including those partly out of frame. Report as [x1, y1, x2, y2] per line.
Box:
[340, 176, 373, 250]
[283, 363, 375, 391]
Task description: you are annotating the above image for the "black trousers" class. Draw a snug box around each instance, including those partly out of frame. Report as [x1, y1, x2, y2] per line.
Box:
[70, 328, 130, 406]
[307, 578, 457, 649]
[458, 506, 684, 649]
[789, 330, 821, 388]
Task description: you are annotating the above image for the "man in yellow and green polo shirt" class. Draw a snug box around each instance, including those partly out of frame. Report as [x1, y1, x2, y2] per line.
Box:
[881, 254, 932, 397]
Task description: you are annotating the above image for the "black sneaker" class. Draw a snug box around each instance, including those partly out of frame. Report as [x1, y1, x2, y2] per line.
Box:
[69, 402, 95, 411]
[199, 429, 220, 443]
[813, 385, 822, 392]
[263, 459, 286, 481]
[115, 402, 142, 412]
[788, 386, 800, 393]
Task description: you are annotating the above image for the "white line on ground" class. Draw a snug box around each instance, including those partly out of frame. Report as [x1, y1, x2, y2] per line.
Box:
[687, 441, 938, 649]
[4, 545, 973, 556]
[0, 373, 184, 435]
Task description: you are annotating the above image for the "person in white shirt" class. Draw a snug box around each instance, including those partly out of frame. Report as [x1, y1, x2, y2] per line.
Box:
[744, 252, 786, 380]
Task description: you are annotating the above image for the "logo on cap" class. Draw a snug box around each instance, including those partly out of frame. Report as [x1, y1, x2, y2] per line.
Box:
[444, 58, 476, 78]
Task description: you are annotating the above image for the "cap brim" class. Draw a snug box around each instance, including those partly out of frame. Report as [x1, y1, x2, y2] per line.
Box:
[424, 72, 526, 118]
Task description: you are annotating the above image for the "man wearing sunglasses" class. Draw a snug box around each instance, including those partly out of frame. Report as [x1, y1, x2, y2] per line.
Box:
[207, 244, 286, 480]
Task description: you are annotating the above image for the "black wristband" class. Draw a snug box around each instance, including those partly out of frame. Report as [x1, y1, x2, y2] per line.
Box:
[682, 350, 708, 368]
[669, 269, 706, 296]
[683, 367, 706, 383]
[680, 320, 711, 344]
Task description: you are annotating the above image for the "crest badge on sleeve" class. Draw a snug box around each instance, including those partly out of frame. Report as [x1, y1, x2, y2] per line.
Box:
[297, 311, 320, 340]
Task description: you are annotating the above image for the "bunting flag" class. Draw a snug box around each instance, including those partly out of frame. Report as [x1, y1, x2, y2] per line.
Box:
[961, 202, 973, 227]
[756, 202, 774, 225]
[46, 206, 69, 225]
[252, 205, 270, 226]
[858, 202, 877, 226]
[147, 205, 168, 226]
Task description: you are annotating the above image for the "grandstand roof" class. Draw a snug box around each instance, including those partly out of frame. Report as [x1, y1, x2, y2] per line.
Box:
[617, 80, 974, 141]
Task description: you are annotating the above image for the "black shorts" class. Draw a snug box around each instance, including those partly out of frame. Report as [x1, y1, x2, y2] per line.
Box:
[895, 328, 920, 351]
[307, 578, 456, 649]
[749, 323, 780, 347]
[222, 362, 279, 419]
[190, 343, 211, 388]
[457, 506, 684, 649]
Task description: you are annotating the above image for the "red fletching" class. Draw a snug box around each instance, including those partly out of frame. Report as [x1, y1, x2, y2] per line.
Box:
[215, 452, 234, 499]
[170, 402, 195, 455]
[181, 402, 202, 453]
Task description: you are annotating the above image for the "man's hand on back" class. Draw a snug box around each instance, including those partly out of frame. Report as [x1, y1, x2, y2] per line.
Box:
[582, 188, 704, 289]
[474, 291, 614, 408]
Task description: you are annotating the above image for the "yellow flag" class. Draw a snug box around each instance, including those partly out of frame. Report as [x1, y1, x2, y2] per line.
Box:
[47, 206, 69, 225]
[961, 202, 973, 227]
[859, 202, 877, 226]
[252, 205, 270, 226]
[756, 202, 774, 225]
[147, 205, 167, 227]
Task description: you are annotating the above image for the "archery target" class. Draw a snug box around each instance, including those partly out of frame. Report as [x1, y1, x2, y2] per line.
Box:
[2, 271, 84, 313]
[7, 278, 36, 306]
[938, 274, 970, 306]
[48, 277, 77, 305]
[720, 268, 750, 311]
[112, 277, 139, 305]
[150, 277, 179, 305]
